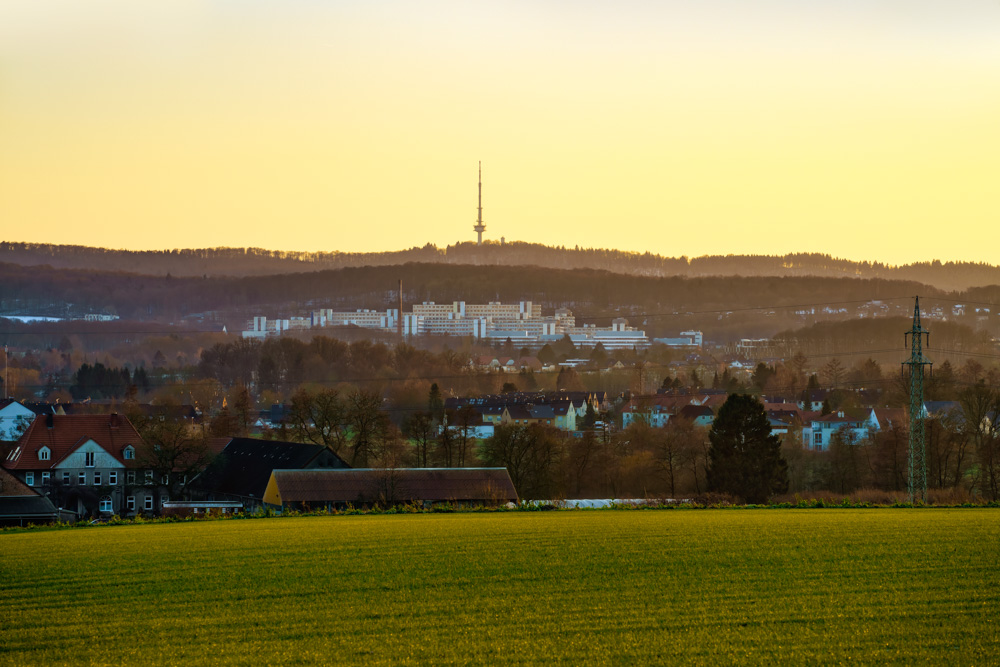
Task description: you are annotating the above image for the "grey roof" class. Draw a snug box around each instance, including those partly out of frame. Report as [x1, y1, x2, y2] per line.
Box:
[0, 494, 59, 516]
[528, 405, 556, 419]
[924, 401, 961, 416]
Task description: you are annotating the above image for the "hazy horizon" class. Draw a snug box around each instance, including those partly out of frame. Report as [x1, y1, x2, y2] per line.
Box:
[2, 1, 998, 265]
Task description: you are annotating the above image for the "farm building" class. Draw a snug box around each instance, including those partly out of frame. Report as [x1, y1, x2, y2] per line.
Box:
[262, 468, 518, 510]
[192, 437, 350, 510]
[0, 466, 63, 526]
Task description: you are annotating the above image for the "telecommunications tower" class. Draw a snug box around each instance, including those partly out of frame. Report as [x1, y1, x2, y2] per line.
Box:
[473, 162, 485, 245]
[902, 296, 932, 503]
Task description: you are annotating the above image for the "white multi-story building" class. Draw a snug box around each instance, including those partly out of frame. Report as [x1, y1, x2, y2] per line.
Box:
[311, 309, 398, 330]
[242, 316, 310, 338]
[244, 301, 646, 346]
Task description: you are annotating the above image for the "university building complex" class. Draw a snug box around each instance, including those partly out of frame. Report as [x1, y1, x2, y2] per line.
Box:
[243, 301, 651, 350]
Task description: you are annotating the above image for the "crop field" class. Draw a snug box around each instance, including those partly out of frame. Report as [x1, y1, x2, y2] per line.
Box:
[2, 510, 999, 665]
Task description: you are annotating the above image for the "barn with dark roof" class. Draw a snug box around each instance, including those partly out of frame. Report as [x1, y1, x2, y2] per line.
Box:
[262, 467, 518, 510]
[193, 437, 351, 509]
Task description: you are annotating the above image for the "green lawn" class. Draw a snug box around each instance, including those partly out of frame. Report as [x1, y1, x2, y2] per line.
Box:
[2, 510, 998, 665]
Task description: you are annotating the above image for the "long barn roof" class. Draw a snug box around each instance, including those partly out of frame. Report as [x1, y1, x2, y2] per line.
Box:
[265, 468, 518, 506]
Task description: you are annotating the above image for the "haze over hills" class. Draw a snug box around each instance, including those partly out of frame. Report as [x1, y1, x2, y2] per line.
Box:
[4, 241, 1000, 291]
[4, 258, 1000, 350]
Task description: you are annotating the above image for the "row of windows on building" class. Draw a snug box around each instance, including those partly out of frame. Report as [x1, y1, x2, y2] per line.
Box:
[96, 495, 164, 512]
[24, 470, 175, 487]
[36, 449, 135, 463]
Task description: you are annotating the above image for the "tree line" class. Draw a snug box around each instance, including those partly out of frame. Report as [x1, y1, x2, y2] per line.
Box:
[5, 241, 1000, 290]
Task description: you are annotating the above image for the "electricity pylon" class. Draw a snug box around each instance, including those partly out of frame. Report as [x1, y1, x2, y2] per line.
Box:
[902, 296, 932, 503]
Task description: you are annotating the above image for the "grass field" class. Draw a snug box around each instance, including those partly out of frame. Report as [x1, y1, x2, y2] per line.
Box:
[2, 510, 999, 665]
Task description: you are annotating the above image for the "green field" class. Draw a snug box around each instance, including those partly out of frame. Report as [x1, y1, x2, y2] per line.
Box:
[2, 510, 999, 665]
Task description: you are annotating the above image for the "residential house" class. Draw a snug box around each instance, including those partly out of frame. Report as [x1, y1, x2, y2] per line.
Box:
[676, 404, 715, 427]
[620, 394, 694, 428]
[922, 401, 962, 420]
[0, 399, 35, 442]
[800, 390, 830, 412]
[621, 401, 672, 428]
[2, 413, 162, 518]
[808, 410, 870, 451]
[549, 401, 578, 431]
[501, 405, 556, 427]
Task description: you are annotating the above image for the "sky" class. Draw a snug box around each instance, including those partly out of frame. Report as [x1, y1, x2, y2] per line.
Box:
[1, 1, 999, 265]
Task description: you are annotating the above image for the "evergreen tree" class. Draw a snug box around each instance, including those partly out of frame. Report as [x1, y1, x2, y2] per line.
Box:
[537, 344, 556, 365]
[706, 394, 788, 504]
[428, 383, 444, 424]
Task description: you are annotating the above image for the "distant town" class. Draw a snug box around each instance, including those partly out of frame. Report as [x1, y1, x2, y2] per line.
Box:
[2, 244, 1000, 526]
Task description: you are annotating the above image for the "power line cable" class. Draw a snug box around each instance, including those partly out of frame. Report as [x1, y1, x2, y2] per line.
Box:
[0, 295, 927, 336]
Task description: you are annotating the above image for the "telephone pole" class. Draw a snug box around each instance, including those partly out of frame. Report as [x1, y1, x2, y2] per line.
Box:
[902, 296, 932, 503]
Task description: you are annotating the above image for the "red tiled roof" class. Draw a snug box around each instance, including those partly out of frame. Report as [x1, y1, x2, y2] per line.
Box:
[0, 466, 36, 497]
[872, 408, 906, 428]
[813, 410, 867, 424]
[678, 404, 714, 420]
[3, 414, 144, 470]
[624, 395, 693, 412]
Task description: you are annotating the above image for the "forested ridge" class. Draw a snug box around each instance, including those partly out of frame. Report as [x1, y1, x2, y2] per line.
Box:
[1, 260, 958, 340]
[3, 241, 1000, 290]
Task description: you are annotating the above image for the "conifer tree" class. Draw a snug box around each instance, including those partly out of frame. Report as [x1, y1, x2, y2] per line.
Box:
[707, 394, 788, 504]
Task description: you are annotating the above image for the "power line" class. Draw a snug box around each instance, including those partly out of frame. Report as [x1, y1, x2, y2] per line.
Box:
[919, 296, 1000, 310]
[0, 295, 921, 336]
[9, 348, 997, 394]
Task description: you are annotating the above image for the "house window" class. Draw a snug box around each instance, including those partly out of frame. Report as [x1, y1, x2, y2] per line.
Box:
[144, 496, 153, 511]
[94, 472, 102, 485]
[127, 471, 136, 485]
[85, 452, 95, 467]
[144, 470, 153, 485]
[124, 447, 134, 460]
[41, 472, 50, 485]
[127, 496, 135, 511]
[79, 472, 87, 485]
[62, 472, 70, 484]
[39, 448, 50, 461]
[25, 472, 34, 486]
[99, 496, 113, 513]
[813, 432, 822, 444]
[161, 473, 169, 485]
[109, 471, 118, 485]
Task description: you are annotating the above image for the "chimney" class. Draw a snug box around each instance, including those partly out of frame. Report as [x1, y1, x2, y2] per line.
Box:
[110, 413, 120, 429]
[45, 414, 54, 429]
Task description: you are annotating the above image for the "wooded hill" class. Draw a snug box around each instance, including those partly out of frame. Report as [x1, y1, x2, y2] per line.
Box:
[3, 241, 1000, 291]
[7, 260, 996, 343]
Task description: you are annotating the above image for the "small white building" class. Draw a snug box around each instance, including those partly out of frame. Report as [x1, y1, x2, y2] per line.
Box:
[0, 399, 36, 441]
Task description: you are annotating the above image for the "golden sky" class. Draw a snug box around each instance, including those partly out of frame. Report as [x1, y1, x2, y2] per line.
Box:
[2, 1, 999, 264]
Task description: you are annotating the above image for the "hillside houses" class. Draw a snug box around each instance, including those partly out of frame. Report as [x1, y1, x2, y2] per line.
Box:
[621, 393, 728, 428]
[445, 391, 608, 433]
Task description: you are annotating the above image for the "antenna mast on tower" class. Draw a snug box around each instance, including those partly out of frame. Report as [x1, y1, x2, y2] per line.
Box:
[473, 161, 485, 245]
